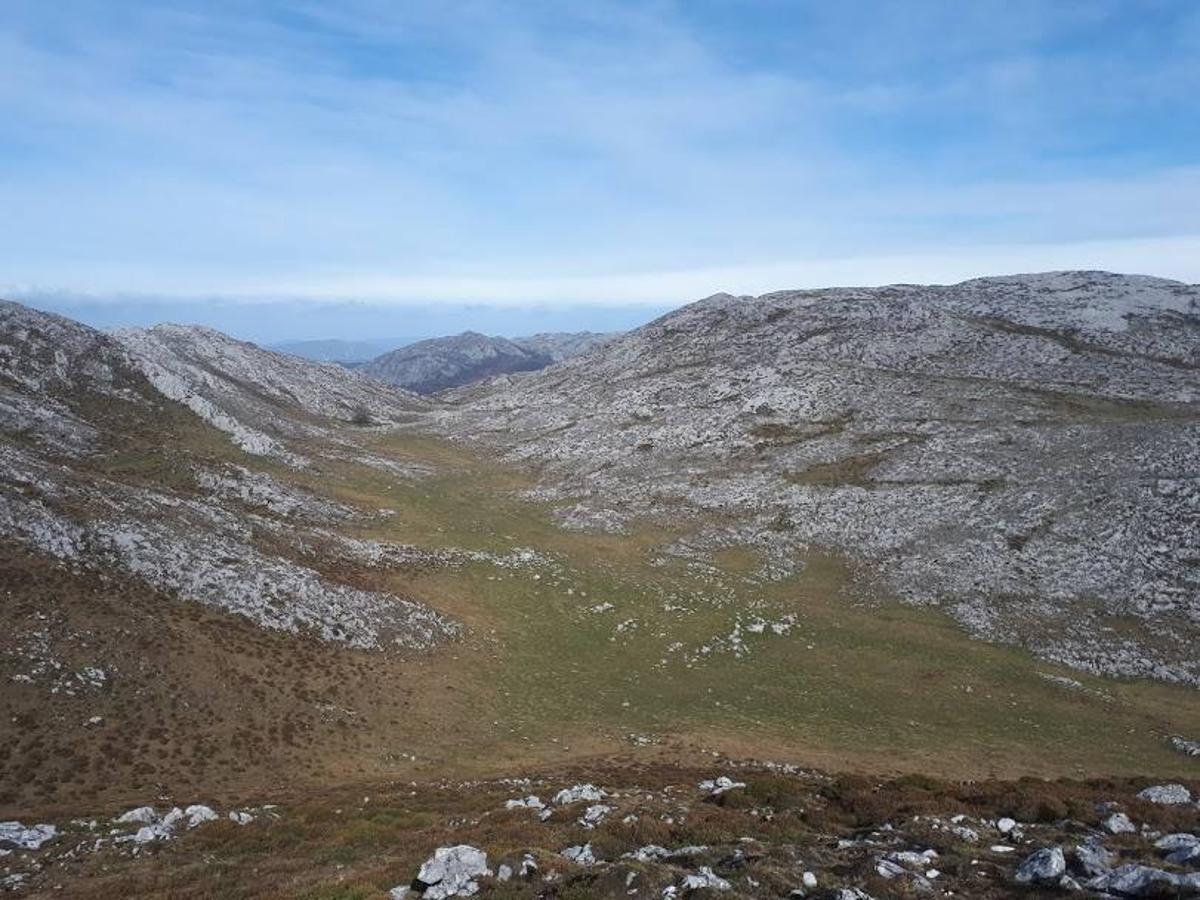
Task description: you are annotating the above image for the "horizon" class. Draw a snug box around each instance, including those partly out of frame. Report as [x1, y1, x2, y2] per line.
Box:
[2, 1, 1199, 336]
[8, 264, 1196, 345]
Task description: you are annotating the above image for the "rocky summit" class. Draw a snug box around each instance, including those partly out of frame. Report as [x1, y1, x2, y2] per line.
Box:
[0, 273, 1198, 899]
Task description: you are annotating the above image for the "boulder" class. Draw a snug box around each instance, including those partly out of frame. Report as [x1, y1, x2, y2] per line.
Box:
[1088, 864, 1181, 896]
[561, 843, 597, 866]
[1103, 812, 1137, 834]
[698, 776, 746, 797]
[579, 803, 613, 828]
[185, 805, 219, 827]
[553, 784, 606, 805]
[114, 806, 157, 825]
[1015, 846, 1066, 885]
[412, 845, 491, 899]
[1071, 840, 1113, 878]
[679, 866, 732, 891]
[0, 822, 57, 851]
[1136, 784, 1193, 805]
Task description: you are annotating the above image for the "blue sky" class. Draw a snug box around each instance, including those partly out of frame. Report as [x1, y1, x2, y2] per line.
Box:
[2, 1, 1198, 337]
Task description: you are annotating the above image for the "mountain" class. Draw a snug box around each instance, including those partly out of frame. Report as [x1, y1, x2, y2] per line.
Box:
[271, 337, 415, 364]
[3, 280, 1200, 899]
[0, 302, 465, 809]
[360, 330, 616, 394]
[437, 271, 1200, 686]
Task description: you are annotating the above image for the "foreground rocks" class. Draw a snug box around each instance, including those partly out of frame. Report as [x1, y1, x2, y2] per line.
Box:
[0, 765, 1197, 897]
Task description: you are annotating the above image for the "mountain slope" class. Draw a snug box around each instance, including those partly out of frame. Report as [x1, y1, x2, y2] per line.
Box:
[114, 324, 432, 466]
[437, 271, 1200, 686]
[360, 330, 616, 394]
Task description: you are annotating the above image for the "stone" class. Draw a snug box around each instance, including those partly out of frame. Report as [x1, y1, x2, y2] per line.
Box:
[679, 867, 731, 891]
[1136, 783, 1192, 805]
[561, 843, 596, 866]
[626, 845, 671, 862]
[413, 845, 491, 900]
[996, 817, 1017, 834]
[1102, 812, 1136, 834]
[1015, 846, 1066, 885]
[0, 822, 57, 851]
[1167, 843, 1200, 867]
[1089, 864, 1181, 896]
[496, 864, 512, 882]
[184, 805, 218, 827]
[1155, 833, 1199, 853]
[228, 811, 254, 825]
[115, 806, 157, 825]
[579, 803, 613, 828]
[1071, 840, 1113, 878]
[698, 776, 746, 797]
[553, 784, 606, 805]
[504, 795, 545, 811]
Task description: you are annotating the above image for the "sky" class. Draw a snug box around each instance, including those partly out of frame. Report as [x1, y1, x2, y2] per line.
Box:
[2, 1, 1199, 340]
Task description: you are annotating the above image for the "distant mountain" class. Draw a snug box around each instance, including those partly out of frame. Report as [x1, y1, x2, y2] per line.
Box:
[271, 337, 415, 364]
[360, 329, 617, 394]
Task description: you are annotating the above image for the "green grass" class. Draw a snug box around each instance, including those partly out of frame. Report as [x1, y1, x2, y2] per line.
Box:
[153, 422, 1200, 779]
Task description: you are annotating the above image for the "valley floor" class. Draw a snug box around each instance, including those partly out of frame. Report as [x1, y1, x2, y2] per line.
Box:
[3, 427, 1199, 897]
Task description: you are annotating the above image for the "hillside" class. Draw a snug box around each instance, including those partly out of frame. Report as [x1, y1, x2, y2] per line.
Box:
[437, 271, 1200, 687]
[360, 330, 615, 394]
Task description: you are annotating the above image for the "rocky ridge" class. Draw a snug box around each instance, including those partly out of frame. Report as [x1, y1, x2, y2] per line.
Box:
[115, 323, 430, 465]
[435, 272, 1200, 685]
[0, 302, 458, 652]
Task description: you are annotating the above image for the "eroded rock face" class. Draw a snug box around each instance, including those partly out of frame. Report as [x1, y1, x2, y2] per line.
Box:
[438, 272, 1200, 686]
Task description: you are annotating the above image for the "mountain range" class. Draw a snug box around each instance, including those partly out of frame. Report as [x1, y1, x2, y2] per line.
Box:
[1, 272, 1198, 898]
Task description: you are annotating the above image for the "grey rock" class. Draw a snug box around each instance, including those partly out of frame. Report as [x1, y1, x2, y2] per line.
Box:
[679, 867, 732, 891]
[698, 776, 746, 797]
[1015, 846, 1067, 884]
[1103, 812, 1137, 834]
[0, 821, 58, 851]
[1071, 840, 1114, 878]
[1088, 864, 1182, 896]
[554, 784, 607, 805]
[1136, 783, 1193, 805]
[1155, 833, 1200, 853]
[561, 843, 597, 866]
[413, 845, 491, 899]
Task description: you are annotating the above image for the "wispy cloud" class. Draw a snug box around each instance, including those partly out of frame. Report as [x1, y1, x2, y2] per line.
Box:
[1, 0, 1197, 312]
